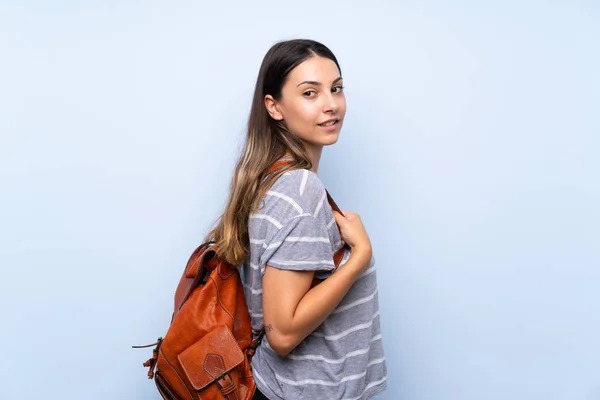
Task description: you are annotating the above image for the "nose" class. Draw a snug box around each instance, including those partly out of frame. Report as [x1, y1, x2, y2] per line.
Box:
[322, 92, 338, 114]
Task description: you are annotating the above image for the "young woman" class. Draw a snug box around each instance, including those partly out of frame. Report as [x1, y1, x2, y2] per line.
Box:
[206, 39, 386, 400]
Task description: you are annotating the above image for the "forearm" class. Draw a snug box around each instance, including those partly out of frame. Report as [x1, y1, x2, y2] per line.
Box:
[273, 248, 371, 353]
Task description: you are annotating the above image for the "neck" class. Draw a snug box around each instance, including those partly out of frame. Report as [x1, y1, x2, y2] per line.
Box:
[306, 145, 323, 174]
[282, 145, 323, 174]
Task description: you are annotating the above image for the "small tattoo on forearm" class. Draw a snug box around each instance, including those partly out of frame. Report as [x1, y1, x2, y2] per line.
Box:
[265, 324, 273, 333]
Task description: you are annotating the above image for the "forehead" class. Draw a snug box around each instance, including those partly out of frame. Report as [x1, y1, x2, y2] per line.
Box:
[285, 56, 341, 85]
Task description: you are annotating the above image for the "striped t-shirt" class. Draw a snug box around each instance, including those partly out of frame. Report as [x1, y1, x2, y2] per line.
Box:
[240, 167, 387, 400]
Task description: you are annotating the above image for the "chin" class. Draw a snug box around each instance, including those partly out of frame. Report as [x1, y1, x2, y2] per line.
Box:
[323, 135, 340, 146]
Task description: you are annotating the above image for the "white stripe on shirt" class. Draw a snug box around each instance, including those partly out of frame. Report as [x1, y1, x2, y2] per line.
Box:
[242, 281, 262, 294]
[313, 190, 326, 217]
[359, 265, 376, 278]
[250, 214, 282, 229]
[311, 311, 380, 340]
[285, 236, 330, 243]
[332, 288, 378, 314]
[299, 170, 309, 195]
[341, 376, 388, 400]
[269, 259, 335, 266]
[248, 262, 261, 271]
[327, 218, 336, 229]
[253, 369, 269, 390]
[264, 236, 330, 250]
[288, 334, 382, 364]
[275, 358, 385, 386]
[266, 190, 304, 214]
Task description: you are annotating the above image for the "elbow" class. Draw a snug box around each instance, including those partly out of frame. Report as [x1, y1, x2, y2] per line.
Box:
[266, 332, 297, 357]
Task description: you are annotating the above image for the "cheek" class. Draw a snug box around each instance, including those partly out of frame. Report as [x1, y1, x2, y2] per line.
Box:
[287, 102, 319, 126]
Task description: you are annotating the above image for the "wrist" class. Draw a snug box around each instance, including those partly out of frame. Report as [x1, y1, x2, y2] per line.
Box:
[350, 244, 372, 266]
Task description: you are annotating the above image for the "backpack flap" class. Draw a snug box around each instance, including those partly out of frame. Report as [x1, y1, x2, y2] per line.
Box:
[173, 243, 215, 316]
[177, 325, 245, 391]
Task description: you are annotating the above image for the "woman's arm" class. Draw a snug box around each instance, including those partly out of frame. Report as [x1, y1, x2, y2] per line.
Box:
[262, 245, 372, 356]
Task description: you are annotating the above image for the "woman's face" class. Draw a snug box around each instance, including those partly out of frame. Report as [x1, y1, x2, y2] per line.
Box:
[265, 56, 346, 156]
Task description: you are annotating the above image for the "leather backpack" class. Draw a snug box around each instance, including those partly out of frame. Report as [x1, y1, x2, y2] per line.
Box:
[134, 243, 260, 400]
[134, 160, 345, 400]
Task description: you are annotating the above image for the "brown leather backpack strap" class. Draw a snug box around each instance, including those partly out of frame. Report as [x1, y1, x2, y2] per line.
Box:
[326, 189, 345, 217]
[265, 158, 293, 176]
[325, 189, 347, 270]
[246, 330, 264, 360]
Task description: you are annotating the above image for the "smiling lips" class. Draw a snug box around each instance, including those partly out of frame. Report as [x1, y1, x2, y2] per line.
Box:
[318, 118, 339, 127]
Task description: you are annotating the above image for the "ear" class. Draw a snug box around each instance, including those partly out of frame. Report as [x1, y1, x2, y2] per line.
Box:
[264, 95, 284, 121]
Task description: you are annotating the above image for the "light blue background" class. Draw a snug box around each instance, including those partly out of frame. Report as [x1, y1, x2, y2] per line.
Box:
[1, 1, 598, 399]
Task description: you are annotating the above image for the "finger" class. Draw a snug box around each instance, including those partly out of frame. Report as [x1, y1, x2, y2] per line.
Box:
[333, 211, 347, 224]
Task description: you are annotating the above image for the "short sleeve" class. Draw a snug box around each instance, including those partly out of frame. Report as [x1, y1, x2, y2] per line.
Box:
[260, 214, 335, 274]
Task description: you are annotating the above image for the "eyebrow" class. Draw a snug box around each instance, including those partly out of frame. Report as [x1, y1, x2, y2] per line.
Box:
[296, 77, 343, 87]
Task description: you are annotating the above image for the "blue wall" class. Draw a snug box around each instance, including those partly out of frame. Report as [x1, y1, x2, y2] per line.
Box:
[1, 1, 598, 399]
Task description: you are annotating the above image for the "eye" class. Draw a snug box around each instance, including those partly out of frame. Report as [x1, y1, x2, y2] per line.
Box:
[303, 90, 317, 97]
[332, 85, 345, 93]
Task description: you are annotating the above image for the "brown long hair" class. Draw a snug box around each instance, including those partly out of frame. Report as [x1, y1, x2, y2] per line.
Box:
[204, 39, 342, 265]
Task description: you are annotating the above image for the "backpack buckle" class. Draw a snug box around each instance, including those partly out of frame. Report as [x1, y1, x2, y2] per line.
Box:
[132, 337, 163, 379]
